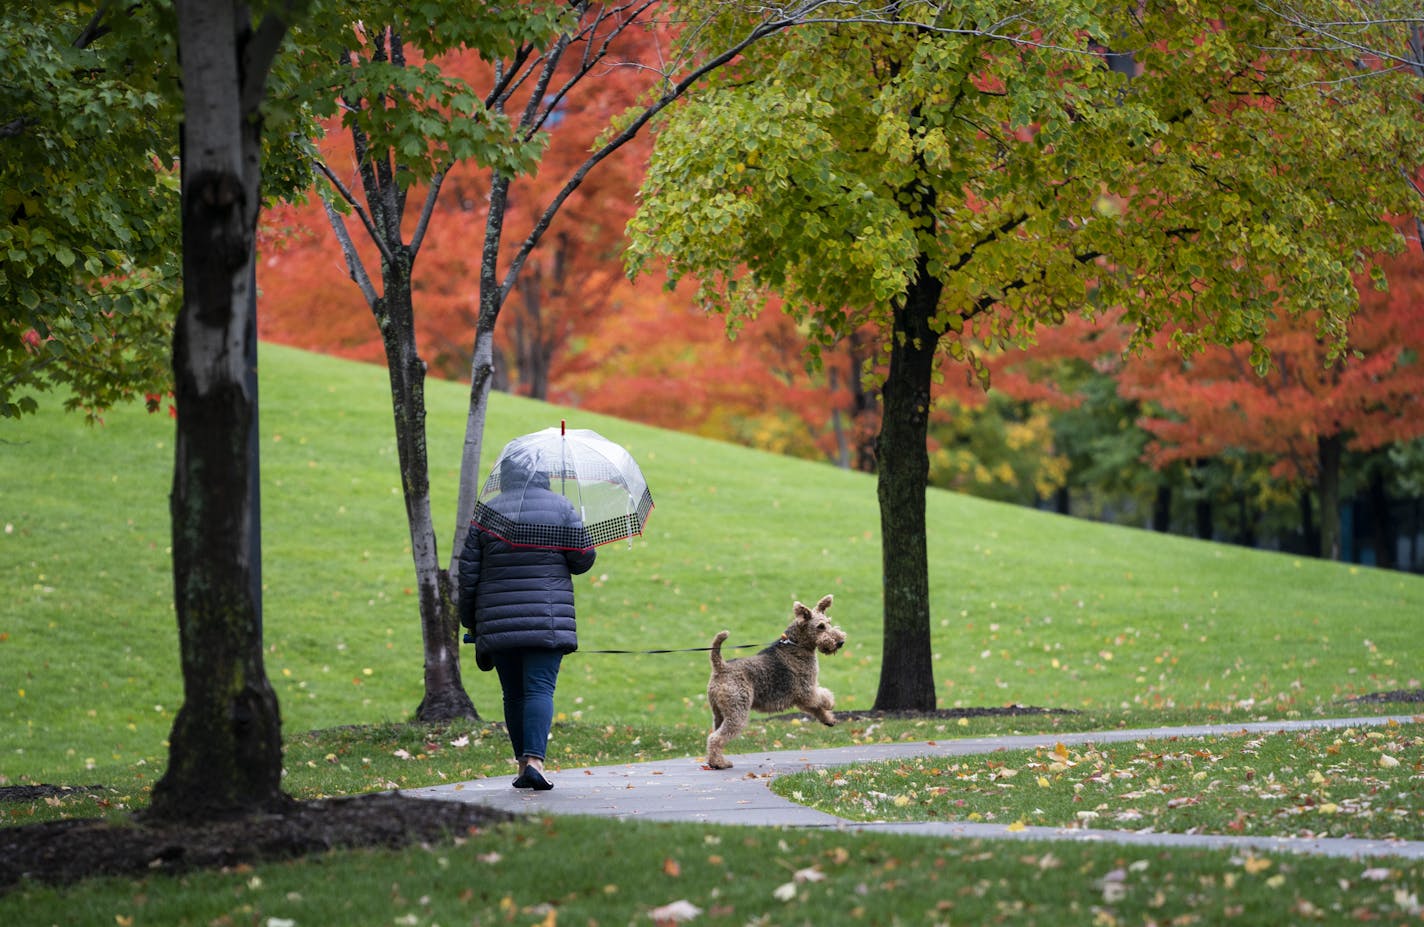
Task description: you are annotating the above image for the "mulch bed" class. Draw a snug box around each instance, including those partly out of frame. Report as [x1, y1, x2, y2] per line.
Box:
[0, 793, 511, 893]
[1345, 688, 1424, 704]
[3, 693, 1418, 893]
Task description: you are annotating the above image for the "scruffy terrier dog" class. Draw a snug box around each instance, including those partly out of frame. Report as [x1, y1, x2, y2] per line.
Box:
[704, 594, 847, 770]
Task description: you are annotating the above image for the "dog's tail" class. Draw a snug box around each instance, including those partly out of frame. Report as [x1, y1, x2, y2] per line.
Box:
[709, 630, 730, 672]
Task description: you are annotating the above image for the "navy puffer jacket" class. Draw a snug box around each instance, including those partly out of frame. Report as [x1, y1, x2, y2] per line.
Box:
[457, 461, 596, 667]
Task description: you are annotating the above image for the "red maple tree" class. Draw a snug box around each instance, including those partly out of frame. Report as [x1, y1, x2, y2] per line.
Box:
[257, 24, 867, 467]
[1118, 239, 1424, 558]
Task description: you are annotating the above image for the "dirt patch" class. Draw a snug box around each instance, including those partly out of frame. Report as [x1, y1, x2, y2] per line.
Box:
[1346, 688, 1424, 704]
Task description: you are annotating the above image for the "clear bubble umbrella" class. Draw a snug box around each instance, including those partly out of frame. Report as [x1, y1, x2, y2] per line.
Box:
[471, 421, 654, 551]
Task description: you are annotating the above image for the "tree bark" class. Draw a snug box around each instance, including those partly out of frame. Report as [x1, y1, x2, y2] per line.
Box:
[375, 253, 477, 721]
[1153, 484, 1172, 533]
[848, 329, 879, 473]
[449, 172, 511, 587]
[1299, 489, 1320, 557]
[1318, 433, 1343, 561]
[149, 0, 289, 822]
[1368, 465, 1396, 570]
[873, 252, 942, 712]
[1192, 463, 1214, 540]
[311, 26, 476, 723]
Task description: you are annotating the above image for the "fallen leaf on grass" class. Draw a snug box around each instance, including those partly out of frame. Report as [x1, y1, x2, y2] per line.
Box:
[1241, 856, 1272, 874]
[648, 899, 702, 924]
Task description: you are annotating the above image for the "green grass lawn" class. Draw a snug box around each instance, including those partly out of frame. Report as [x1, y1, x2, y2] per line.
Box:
[5, 343, 1420, 787]
[4, 342, 1423, 919]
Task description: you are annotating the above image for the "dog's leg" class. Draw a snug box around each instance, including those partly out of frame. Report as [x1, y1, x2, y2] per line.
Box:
[705, 727, 730, 769]
[705, 693, 750, 769]
[799, 686, 837, 726]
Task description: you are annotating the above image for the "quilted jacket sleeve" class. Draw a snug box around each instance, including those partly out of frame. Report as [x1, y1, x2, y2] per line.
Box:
[456, 523, 482, 631]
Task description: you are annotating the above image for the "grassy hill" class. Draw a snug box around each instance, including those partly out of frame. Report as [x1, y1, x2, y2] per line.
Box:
[4, 342, 1420, 785]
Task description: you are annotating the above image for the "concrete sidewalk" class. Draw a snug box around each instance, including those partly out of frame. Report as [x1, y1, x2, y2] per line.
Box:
[403, 715, 1424, 861]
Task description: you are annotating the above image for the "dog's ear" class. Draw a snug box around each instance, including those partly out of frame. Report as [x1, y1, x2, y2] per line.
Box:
[817, 594, 833, 613]
[793, 601, 812, 621]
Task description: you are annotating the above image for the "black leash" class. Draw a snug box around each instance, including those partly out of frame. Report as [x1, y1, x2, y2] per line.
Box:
[464, 632, 784, 655]
[579, 640, 778, 655]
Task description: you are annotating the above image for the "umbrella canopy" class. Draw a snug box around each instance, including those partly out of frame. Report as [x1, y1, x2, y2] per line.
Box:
[471, 423, 654, 551]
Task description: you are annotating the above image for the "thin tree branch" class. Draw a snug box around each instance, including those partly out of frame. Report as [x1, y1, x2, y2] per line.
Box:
[527, 1, 662, 138]
[1, 118, 34, 138]
[319, 194, 381, 307]
[72, 2, 113, 48]
[497, 5, 814, 306]
[409, 171, 446, 257]
[312, 159, 396, 264]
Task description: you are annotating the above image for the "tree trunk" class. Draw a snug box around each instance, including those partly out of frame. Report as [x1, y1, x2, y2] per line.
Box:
[450, 170, 511, 590]
[1318, 433, 1343, 561]
[873, 253, 942, 712]
[312, 26, 479, 722]
[1368, 465, 1396, 570]
[1236, 493, 1256, 547]
[150, 0, 289, 822]
[1192, 464, 1213, 540]
[848, 329, 879, 473]
[514, 271, 551, 400]
[375, 255, 477, 721]
[1153, 484, 1172, 533]
[828, 363, 850, 469]
[1299, 489, 1320, 557]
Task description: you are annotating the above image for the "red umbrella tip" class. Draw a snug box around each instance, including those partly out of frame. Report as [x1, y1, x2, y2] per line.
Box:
[561, 419, 566, 435]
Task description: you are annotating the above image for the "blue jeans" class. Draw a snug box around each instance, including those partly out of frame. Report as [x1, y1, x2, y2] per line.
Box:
[491, 649, 563, 761]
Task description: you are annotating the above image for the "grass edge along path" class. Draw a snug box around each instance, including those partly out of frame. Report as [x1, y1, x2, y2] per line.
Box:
[762, 715, 1424, 855]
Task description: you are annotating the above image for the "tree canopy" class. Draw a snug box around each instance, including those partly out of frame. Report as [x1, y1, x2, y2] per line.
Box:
[628, 0, 1424, 707]
[1, 2, 180, 420]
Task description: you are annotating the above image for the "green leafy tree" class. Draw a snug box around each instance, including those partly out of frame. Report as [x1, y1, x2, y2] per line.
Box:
[280, 1, 566, 721]
[629, 2, 1423, 709]
[1, 2, 180, 420]
[281, 1, 880, 720]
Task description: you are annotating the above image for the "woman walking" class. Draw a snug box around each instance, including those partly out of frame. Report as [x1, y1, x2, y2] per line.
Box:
[458, 453, 596, 790]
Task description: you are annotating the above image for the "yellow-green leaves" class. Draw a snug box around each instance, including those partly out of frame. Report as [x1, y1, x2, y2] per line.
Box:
[633, 0, 1423, 380]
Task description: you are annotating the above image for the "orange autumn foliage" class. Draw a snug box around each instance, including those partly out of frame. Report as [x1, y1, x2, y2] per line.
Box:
[256, 24, 850, 460]
[1119, 242, 1424, 481]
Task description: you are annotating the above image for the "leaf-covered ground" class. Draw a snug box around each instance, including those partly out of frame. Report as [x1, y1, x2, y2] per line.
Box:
[2, 696, 1418, 893]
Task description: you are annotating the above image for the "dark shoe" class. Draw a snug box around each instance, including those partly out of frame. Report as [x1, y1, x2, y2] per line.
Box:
[523, 767, 553, 791]
[512, 772, 533, 789]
